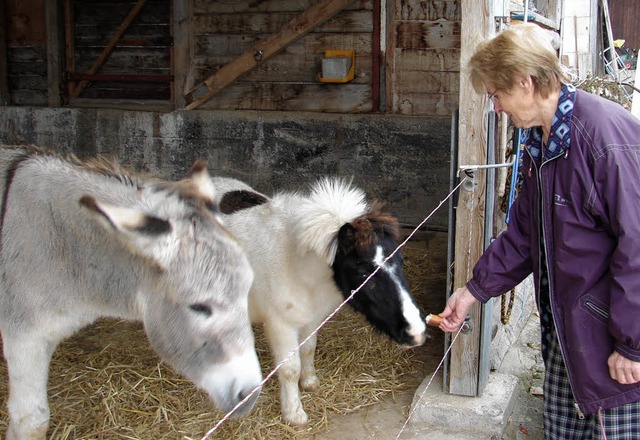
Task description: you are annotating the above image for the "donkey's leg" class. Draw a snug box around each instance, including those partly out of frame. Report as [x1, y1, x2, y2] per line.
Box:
[263, 321, 308, 426]
[298, 327, 319, 392]
[3, 334, 56, 440]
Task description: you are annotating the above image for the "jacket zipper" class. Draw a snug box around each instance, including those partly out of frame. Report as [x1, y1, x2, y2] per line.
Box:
[585, 300, 609, 319]
[533, 148, 585, 419]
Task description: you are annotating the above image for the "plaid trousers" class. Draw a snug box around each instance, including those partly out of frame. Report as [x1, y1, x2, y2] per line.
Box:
[543, 327, 640, 439]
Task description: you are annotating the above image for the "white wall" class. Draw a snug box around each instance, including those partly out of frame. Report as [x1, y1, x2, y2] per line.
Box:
[560, 0, 597, 79]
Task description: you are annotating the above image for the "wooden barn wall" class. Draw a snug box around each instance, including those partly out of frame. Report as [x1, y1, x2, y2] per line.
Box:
[388, 0, 461, 116]
[190, 0, 375, 113]
[609, 0, 640, 50]
[5, 0, 48, 106]
[2, 0, 463, 117]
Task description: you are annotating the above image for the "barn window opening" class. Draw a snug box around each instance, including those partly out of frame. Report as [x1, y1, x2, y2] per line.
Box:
[64, 0, 173, 110]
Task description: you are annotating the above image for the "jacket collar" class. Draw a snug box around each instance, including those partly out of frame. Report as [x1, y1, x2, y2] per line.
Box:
[523, 83, 576, 165]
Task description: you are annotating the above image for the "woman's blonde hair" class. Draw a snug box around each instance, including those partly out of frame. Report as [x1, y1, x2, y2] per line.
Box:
[468, 23, 568, 98]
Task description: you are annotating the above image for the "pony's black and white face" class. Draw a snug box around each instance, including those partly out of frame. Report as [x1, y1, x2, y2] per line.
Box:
[332, 216, 427, 347]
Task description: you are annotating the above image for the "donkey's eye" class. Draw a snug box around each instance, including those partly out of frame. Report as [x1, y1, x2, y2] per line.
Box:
[189, 303, 212, 316]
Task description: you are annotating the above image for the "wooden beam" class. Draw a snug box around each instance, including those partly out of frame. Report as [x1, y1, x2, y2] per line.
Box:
[172, 0, 193, 109]
[183, 0, 357, 110]
[46, 0, 64, 107]
[70, 0, 147, 99]
[0, 0, 9, 105]
[448, 0, 494, 397]
[600, 0, 619, 80]
[64, 0, 75, 98]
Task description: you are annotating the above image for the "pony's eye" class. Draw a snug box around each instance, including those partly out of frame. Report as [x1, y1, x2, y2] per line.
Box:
[189, 303, 212, 316]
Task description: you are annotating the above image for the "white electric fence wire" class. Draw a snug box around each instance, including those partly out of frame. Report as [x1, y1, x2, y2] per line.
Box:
[394, 325, 466, 440]
[190, 175, 471, 440]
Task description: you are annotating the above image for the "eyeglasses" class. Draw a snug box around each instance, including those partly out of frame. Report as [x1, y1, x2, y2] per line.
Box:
[487, 89, 500, 103]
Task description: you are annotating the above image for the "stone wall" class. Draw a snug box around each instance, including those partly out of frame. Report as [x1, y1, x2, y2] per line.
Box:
[0, 107, 452, 229]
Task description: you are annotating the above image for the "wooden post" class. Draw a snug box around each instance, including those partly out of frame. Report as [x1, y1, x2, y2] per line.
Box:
[0, 0, 9, 105]
[632, 66, 640, 120]
[447, 0, 494, 397]
[600, 0, 619, 80]
[46, 0, 64, 107]
[172, 0, 193, 109]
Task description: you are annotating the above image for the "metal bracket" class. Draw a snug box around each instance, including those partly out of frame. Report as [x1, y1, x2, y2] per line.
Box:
[457, 158, 515, 178]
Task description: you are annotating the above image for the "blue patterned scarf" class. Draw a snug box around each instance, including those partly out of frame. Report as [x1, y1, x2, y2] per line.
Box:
[522, 83, 576, 165]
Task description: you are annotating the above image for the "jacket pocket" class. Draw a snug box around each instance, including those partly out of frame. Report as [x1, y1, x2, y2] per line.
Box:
[581, 295, 609, 324]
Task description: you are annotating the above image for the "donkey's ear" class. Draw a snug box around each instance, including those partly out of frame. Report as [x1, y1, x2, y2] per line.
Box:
[190, 160, 216, 204]
[79, 195, 172, 236]
[79, 196, 172, 270]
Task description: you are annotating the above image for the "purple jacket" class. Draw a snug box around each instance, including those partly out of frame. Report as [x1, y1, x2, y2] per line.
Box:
[467, 89, 640, 414]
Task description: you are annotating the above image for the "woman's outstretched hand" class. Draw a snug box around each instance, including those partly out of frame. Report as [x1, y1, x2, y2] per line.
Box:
[438, 286, 478, 333]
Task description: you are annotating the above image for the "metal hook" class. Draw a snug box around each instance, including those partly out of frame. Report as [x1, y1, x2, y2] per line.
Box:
[460, 315, 473, 333]
[254, 50, 264, 62]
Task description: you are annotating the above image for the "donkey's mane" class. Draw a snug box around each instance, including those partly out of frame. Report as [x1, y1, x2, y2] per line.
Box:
[4, 145, 219, 218]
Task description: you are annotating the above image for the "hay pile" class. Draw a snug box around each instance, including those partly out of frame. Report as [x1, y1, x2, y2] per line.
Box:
[0, 240, 443, 440]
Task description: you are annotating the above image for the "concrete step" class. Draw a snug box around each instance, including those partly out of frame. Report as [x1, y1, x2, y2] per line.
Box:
[403, 371, 519, 439]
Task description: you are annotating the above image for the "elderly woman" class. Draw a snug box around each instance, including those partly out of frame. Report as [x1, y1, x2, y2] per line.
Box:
[439, 24, 640, 439]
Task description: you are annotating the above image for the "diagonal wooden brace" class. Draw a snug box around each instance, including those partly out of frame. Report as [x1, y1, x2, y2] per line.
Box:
[183, 0, 357, 110]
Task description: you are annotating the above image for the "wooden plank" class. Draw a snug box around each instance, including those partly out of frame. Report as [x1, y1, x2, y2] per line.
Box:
[194, 32, 372, 58]
[395, 20, 461, 49]
[64, 0, 75, 97]
[396, 0, 461, 21]
[609, 0, 640, 49]
[10, 90, 47, 106]
[394, 48, 461, 72]
[600, 0, 619, 80]
[193, 33, 373, 84]
[194, 82, 371, 113]
[632, 65, 640, 119]
[70, 97, 173, 112]
[0, 0, 9, 105]
[448, 0, 493, 397]
[193, 10, 372, 34]
[70, 0, 147, 99]
[184, 0, 358, 110]
[172, 0, 192, 109]
[393, 71, 460, 94]
[74, 47, 170, 72]
[194, 54, 373, 84]
[46, 0, 65, 106]
[193, 0, 372, 14]
[72, 0, 169, 26]
[390, 91, 459, 115]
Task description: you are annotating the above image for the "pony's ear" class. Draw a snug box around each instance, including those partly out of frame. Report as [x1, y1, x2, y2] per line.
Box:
[335, 223, 357, 256]
[79, 195, 172, 270]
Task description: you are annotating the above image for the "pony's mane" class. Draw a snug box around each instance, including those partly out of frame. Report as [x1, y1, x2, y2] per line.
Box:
[346, 200, 400, 254]
[289, 177, 369, 264]
[338, 200, 400, 253]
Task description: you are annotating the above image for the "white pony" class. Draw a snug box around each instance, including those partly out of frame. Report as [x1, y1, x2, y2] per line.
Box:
[213, 176, 427, 426]
[0, 147, 261, 440]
